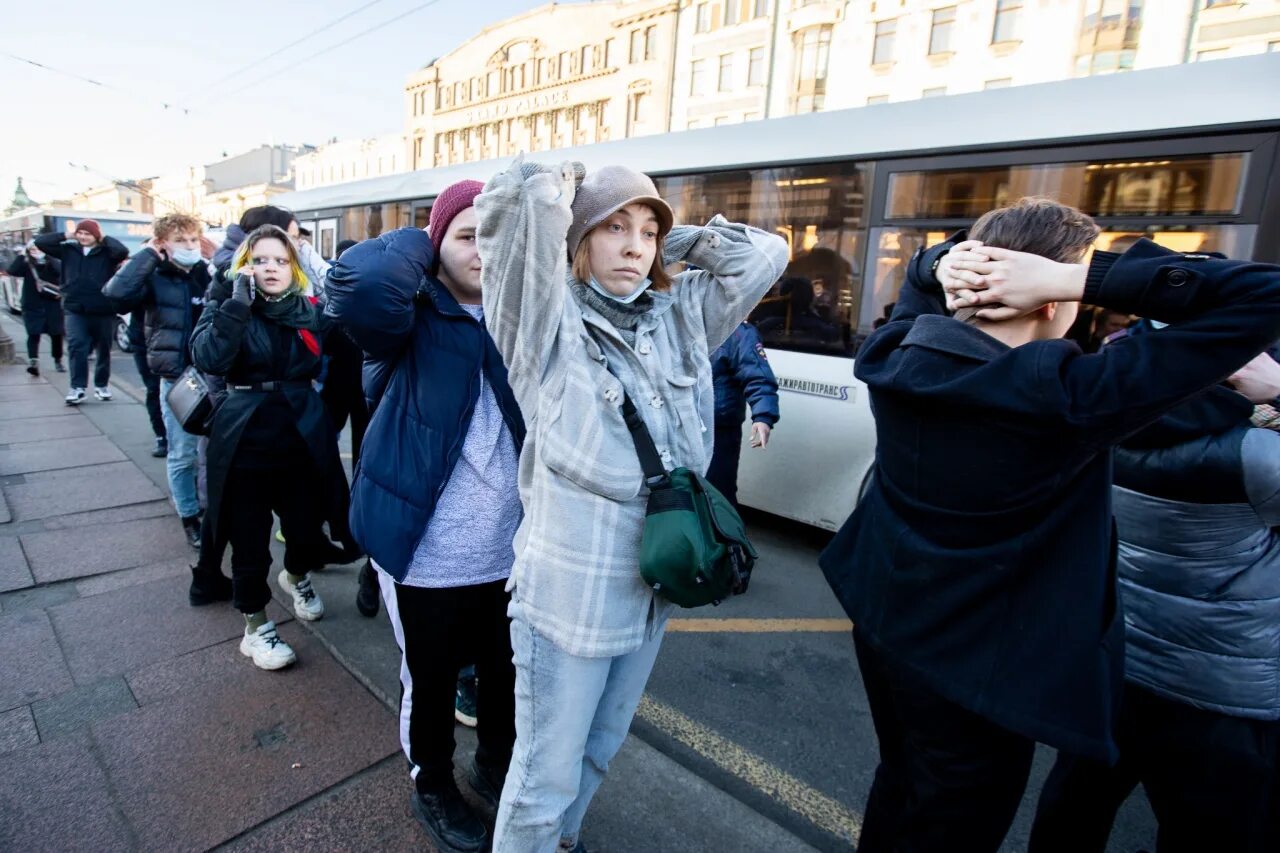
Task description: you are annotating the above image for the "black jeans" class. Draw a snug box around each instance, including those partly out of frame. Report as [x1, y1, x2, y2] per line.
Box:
[65, 312, 114, 391]
[385, 577, 516, 793]
[320, 361, 369, 471]
[223, 463, 327, 614]
[131, 348, 165, 440]
[1030, 682, 1279, 853]
[706, 423, 744, 508]
[854, 632, 1036, 853]
[27, 332, 63, 361]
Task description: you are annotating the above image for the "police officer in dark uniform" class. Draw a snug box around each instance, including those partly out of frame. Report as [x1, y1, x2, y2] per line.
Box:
[707, 321, 780, 508]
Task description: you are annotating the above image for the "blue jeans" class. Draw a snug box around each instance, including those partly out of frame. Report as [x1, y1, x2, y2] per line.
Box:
[493, 599, 665, 853]
[159, 376, 201, 519]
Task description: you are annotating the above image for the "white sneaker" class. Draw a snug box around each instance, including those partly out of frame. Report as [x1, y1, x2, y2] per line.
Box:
[65, 387, 86, 405]
[278, 570, 325, 621]
[239, 621, 296, 670]
[93, 386, 113, 401]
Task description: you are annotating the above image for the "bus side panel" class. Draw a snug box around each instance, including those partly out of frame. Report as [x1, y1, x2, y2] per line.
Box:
[735, 349, 874, 531]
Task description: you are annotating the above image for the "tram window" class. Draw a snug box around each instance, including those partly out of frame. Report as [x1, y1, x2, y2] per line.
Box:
[654, 162, 868, 357]
[860, 224, 1257, 341]
[887, 153, 1246, 220]
[341, 203, 412, 241]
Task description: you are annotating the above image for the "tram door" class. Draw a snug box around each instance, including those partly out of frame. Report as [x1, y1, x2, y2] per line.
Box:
[315, 218, 338, 260]
[411, 201, 431, 231]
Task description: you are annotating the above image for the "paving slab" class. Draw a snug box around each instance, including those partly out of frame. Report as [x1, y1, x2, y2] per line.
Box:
[0, 488, 9, 524]
[49, 573, 292, 685]
[31, 676, 139, 741]
[23, 515, 190, 584]
[0, 535, 33, 593]
[3, 460, 165, 521]
[0, 705, 39, 754]
[41, 498, 173, 530]
[0, 734, 134, 852]
[0, 367, 45, 386]
[76, 557, 192, 598]
[93, 632, 400, 853]
[0, 608, 75, 713]
[0, 581, 79, 614]
[220, 757, 421, 852]
[0, 413, 101, 445]
[0, 395, 76, 420]
[0, 434, 126, 476]
[0, 383, 66, 405]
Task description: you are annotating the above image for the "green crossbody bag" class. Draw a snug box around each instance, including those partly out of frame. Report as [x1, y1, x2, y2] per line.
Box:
[619, 391, 756, 608]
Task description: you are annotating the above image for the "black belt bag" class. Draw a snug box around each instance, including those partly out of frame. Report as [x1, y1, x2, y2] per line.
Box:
[620, 391, 756, 608]
[165, 366, 219, 437]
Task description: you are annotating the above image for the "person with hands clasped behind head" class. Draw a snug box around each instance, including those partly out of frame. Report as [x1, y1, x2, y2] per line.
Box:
[8, 240, 64, 376]
[819, 197, 1280, 853]
[104, 214, 213, 554]
[191, 225, 338, 671]
[474, 157, 788, 853]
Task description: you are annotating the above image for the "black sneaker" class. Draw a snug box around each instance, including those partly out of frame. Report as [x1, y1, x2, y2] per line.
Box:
[26, 358, 38, 376]
[355, 560, 380, 618]
[188, 566, 232, 606]
[54, 359, 65, 373]
[181, 514, 202, 549]
[152, 437, 168, 458]
[467, 758, 507, 811]
[410, 781, 488, 852]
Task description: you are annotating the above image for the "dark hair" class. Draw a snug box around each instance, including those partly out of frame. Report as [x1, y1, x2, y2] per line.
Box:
[298, 226, 312, 238]
[956, 198, 1100, 323]
[969, 197, 1100, 264]
[238, 205, 297, 232]
[335, 239, 357, 258]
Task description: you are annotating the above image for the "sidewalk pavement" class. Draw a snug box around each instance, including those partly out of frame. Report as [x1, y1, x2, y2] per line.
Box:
[0, 339, 817, 852]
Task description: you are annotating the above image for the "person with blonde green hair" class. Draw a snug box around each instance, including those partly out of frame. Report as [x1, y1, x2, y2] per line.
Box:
[191, 224, 341, 669]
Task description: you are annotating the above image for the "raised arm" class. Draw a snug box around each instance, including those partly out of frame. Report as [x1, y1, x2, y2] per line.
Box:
[474, 157, 575, 401]
[191, 273, 253, 376]
[296, 238, 331, 299]
[665, 215, 788, 351]
[102, 246, 159, 309]
[32, 233, 64, 257]
[324, 228, 429, 361]
[101, 236, 130, 265]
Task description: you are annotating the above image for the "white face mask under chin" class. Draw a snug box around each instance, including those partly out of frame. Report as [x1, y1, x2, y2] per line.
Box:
[588, 275, 652, 305]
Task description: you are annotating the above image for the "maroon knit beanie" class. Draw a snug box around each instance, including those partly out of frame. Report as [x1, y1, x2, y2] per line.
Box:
[75, 219, 103, 242]
[427, 180, 484, 259]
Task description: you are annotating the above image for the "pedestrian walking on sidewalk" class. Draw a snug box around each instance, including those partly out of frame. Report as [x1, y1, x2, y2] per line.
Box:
[8, 240, 64, 376]
[105, 213, 212, 552]
[191, 224, 338, 671]
[707, 321, 779, 509]
[473, 158, 787, 853]
[34, 219, 128, 404]
[326, 181, 523, 853]
[1029, 351, 1280, 853]
[819, 197, 1280, 853]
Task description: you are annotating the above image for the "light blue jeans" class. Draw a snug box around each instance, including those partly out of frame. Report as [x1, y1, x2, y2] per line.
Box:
[159, 376, 201, 519]
[493, 599, 666, 853]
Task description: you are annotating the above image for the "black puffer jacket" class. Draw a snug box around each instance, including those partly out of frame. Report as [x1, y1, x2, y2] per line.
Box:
[103, 248, 211, 378]
[32, 233, 129, 315]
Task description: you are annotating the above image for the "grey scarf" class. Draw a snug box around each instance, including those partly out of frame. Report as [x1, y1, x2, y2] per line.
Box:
[571, 282, 653, 348]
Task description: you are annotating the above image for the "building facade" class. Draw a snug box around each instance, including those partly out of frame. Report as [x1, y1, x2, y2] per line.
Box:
[294, 134, 407, 191]
[145, 144, 313, 227]
[404, 0, 679, 170]
[70, 181, 152, 215]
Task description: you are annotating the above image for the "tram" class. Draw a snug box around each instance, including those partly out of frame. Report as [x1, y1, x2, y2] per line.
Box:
[275, 54, 1280, 530]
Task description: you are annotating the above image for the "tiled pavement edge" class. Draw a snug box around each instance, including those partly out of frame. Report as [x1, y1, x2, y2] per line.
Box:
[0, 326, 818, 853]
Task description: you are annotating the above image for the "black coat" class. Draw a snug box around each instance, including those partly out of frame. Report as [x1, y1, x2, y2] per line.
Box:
[8, 254, 64, 337]
[820, 238, 1280, 762]
[190, 282, 338, 550]
[103, 248, 211, 379]
[32, 233, 129, 316]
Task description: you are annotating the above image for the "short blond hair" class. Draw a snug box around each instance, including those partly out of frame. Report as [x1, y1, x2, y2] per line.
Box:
[153, 213, 203, 241]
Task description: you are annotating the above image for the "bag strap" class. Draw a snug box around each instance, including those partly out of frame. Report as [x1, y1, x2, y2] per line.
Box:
[619, 391, 670, 489]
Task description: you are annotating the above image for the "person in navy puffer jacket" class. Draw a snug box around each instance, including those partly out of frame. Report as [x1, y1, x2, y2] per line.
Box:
[325, 182, 524, 853]
[706, 321, 780, 508]
[1030, 339, 1280, 853]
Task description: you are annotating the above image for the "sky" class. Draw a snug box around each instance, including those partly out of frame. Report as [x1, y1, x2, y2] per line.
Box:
[0, 0, 554, 204]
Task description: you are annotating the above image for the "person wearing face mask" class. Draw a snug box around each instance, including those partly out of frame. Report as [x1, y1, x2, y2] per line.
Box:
[191, 224, 338, 670]
[473, 159, 788, 852]
[7, 240, 64, 376]
[34, 219, 129, 404]
[325, 181, 522, 853]
[105, 214, 214, 553]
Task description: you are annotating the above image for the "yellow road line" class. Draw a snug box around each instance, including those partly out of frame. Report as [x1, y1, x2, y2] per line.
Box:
[666, 618, 852, 633]
[636, 695, 862, 845]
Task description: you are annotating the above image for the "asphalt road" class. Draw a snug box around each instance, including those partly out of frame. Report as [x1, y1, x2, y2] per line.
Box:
[78, 327, 1159, 852]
